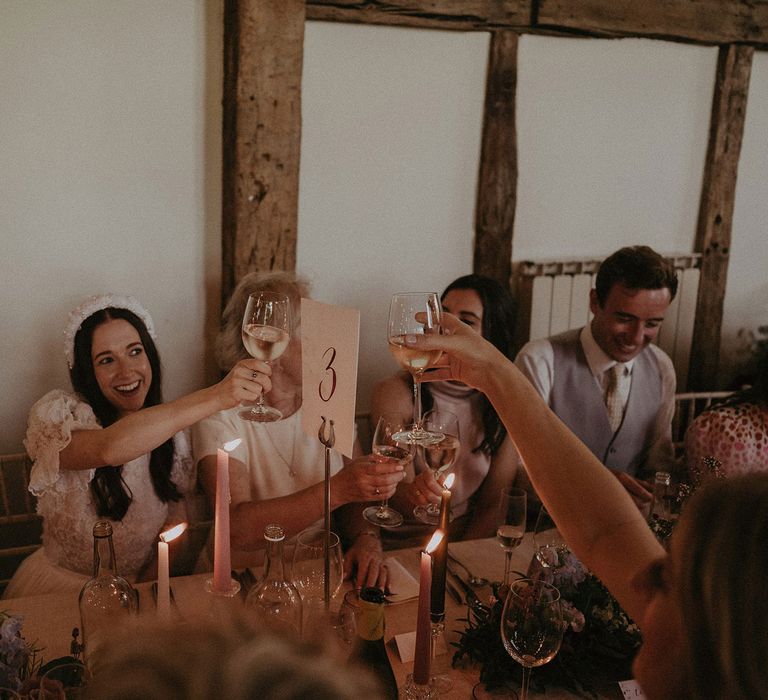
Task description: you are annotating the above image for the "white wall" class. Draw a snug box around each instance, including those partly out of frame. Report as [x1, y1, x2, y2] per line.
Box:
[2, 6, 766, 452]
[1, 1, 222, 452]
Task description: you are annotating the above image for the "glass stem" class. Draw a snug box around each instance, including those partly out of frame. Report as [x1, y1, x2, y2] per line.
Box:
[503, 551, 513, 586]
[520, 666, 531, 700]
[412, 372, 422, 429]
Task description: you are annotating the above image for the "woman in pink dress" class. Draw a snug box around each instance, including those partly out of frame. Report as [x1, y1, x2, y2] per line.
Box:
[684, 354, 768, 484]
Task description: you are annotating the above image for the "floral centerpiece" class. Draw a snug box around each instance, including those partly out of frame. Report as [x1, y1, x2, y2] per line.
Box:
[453, 549, 642, 698]
[0, 611, 83, 695]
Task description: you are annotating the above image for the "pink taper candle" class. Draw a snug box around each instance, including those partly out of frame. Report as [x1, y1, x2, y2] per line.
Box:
[213, 439, 241, 592]
[414, 531, 443, 685]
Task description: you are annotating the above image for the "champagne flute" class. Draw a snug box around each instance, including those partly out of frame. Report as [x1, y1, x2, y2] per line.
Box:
[501, 578, 564, 700]
[363, 414, 413, 528]
[387, 292, 443, 445]
[496, 487, 527, 586]
[413, 409, 460, 525]
[240, 291, 291, 422]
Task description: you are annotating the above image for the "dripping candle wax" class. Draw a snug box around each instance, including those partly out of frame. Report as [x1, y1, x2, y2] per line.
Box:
[414, 530, 443, 685]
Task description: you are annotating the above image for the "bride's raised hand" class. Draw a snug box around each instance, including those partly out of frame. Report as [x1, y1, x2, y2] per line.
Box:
[213, 358, 272, 409]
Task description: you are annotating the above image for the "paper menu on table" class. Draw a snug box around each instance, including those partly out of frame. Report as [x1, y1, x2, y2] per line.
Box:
[300, 298, 360, 458]
[618, 680, 647, 698]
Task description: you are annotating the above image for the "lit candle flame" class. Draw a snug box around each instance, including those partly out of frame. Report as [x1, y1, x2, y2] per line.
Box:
[223, 438, 242, 452]
[160, 522, 188, 543]
[425, 530, 444, 554]
[443, 473, 455, 490]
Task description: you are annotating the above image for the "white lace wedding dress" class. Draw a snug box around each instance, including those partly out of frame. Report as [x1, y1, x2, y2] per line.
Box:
[3, 390, 194, 599]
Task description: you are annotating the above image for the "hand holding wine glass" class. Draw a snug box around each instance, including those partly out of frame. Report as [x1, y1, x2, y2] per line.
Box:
[240, 291, 291, 422]
[363, 414, 413, 528]
[387, 292, 443, 444]
[413, 409, 460, 525]
[501, 578, 564, 700]
[497, 487, 527, 586]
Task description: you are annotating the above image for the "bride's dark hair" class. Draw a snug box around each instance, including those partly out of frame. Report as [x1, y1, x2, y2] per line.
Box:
[70, 308, 180, 520]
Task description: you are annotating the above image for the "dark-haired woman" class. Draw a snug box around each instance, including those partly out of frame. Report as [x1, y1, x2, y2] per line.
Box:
[4, 294, 265, 598]
[372, 275, 520, 545]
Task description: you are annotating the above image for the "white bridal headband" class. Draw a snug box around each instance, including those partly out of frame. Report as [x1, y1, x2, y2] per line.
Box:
[64, 294, 157, 369]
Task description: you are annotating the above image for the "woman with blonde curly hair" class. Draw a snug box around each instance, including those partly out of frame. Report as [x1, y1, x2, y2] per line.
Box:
[192, 271, 403, 589]
[408, 312, 768, 699]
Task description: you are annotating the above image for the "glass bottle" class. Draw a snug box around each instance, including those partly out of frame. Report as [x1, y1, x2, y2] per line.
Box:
[245, 524, 302, 637]
[351, 586, 399, 700]
[648, 471, 672, 523]
[78, 520, 138, 670]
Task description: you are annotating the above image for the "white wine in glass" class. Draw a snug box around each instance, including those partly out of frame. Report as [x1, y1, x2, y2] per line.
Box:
[363, 414, 412, 529]
[387, 292, 443, 445]
[240, 291, 291, 422]
[413, 409, 460, 526]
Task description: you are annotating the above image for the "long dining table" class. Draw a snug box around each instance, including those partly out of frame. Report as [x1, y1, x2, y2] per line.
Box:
[3, 534, 626, 699]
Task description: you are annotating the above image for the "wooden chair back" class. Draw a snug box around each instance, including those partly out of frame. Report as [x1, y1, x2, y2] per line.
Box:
[0, 452, 42, 594]
[672, 391, 733, 460]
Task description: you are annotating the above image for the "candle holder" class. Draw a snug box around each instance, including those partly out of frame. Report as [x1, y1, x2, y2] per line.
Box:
[204, 577, 241, 597]
[429, 618, 453, 693]
[404, 674, 438, 700]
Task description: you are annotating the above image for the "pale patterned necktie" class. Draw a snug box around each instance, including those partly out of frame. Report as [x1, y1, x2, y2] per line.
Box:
[605, 363, 626, 432]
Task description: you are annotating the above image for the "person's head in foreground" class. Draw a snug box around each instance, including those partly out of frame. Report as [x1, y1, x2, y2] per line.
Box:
[591, 246, 678, 364]
[631, 472, 768, 699]
[83, 615, 386, 700]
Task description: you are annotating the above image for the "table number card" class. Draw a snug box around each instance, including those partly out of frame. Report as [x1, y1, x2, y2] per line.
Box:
[618, 680, 647, 698]
[300, 298, 360, 458]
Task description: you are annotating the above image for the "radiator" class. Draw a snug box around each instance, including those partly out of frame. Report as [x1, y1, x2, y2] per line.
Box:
[513, 254, 701, 391]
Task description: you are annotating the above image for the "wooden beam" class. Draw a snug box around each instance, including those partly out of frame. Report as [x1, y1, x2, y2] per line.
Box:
[306, 1, 531, 32]
[307, 0, 768, 47]
[474, 31, 518, 286]
[221, 0, 304, 305]
[688, 44, 753, 391]
[537, 0, 768, 47]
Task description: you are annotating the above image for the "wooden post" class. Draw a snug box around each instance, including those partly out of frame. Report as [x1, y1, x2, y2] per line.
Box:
[221, 0, 305, 305]
[474, 31, 519, 286]
[688, 44, 753, 391]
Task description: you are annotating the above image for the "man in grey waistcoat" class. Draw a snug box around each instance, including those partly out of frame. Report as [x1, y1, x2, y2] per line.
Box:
[515, 246, 678, 507]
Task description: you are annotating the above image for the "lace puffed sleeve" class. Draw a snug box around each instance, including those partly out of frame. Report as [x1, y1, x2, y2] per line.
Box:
[170, 429, 195, 495]
[24, 390, 100, 495]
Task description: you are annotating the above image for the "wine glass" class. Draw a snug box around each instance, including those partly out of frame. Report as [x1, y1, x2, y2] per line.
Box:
[496, 487, 527, 586]
[363, 414, 413, 528]
[240, 291, 291, 422]
[413, 409, 460, 525]
[291, 527, 344, 607]
[387, 292, 444, 445]
[500, 578, 564, 700]
[532, 506, 568, 570]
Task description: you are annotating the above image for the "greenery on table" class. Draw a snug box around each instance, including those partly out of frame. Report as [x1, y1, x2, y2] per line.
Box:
[452, 550, 642, 698]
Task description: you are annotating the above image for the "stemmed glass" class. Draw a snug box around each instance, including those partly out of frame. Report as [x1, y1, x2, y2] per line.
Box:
[413, 409, 460, 525]
[496, 487, 527, 586]
[387, 292, 444, 445]
[240, 291, 291, 422]
[291, 528, 344, 615]
[363, 413, 413, 528]
[532, 506, 568, 570]
[501, 578, 564, 700]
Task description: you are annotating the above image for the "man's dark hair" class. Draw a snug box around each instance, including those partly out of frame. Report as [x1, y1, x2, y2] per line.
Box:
[595, 245, 678, 306]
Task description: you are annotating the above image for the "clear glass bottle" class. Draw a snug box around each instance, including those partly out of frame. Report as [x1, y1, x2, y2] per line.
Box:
[648, 471, 672, 523]
[351, 586, 399, 700]
[78, 520, 138, 670]
[245, 524, 302, 637]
